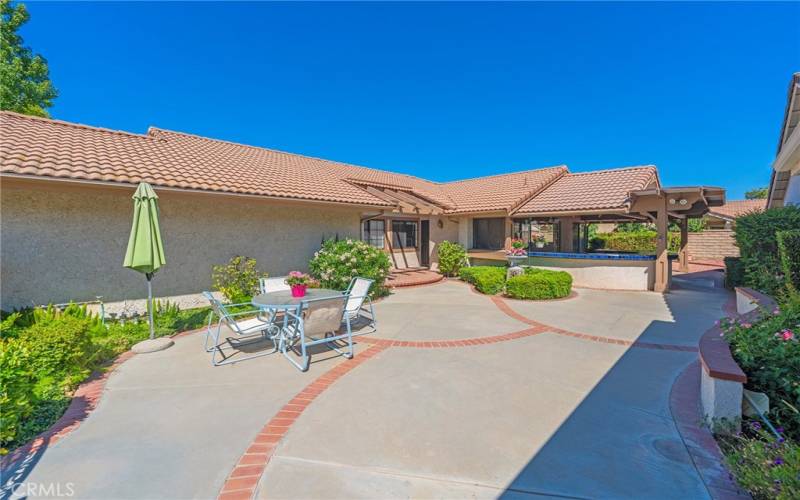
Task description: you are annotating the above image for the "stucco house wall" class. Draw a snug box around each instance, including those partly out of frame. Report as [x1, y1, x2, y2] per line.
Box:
[0, 180, 361, 310]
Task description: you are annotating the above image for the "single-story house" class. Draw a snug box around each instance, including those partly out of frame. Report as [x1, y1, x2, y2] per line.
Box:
[768, 72, 800, 208]
[0, 111, 723, 308]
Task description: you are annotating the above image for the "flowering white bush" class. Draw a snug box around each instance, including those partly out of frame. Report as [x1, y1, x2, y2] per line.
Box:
[308, 239, 391, 297]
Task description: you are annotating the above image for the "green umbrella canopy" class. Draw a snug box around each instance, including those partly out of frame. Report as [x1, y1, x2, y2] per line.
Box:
[123, 183, 166, 276]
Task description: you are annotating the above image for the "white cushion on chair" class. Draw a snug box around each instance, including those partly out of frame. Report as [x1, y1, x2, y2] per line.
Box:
[345, 278, 372, 312]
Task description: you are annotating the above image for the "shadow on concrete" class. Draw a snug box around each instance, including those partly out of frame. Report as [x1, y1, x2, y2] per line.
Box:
[499, 287, 732, 498]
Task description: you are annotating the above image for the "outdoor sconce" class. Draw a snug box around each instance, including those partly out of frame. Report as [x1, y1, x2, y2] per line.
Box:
[437, 219, 444, 228]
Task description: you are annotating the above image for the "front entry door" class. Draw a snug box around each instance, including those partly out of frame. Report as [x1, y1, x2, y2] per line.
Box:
[420, 220, 430, 267]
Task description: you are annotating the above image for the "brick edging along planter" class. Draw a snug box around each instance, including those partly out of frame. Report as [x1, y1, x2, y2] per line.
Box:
[668, 361, 750, 499]
[0, 325, 209, 470]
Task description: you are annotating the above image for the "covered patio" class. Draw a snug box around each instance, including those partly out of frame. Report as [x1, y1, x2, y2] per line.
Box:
[466, 176, 725, 292]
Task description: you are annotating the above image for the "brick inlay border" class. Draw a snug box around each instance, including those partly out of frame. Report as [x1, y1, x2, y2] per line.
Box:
[217, 344, 389, 500]
[668, 361, 749, 499]
[489, 295, 698, 352]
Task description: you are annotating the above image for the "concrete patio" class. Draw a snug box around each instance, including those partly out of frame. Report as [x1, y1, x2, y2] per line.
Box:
[3, 279, 732, 499]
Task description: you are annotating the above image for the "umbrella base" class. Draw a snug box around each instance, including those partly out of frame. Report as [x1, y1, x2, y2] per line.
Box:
[132, 337, 174, 354]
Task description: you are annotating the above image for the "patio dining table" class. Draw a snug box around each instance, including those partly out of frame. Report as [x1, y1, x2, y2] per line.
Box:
[252, 288, 345, 353]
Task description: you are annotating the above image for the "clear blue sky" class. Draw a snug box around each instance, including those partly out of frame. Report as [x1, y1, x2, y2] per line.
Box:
[21, 1, 800, 199]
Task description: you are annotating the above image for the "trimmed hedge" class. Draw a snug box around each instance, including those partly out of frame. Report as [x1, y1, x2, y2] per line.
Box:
[506, 268, 572, 300]
[777, 230, 800, 293]
[590, 231, 680, 254]
[724, 256, 745, 289]
[735, 207, 800, 296]
[459, 266, 506, 295]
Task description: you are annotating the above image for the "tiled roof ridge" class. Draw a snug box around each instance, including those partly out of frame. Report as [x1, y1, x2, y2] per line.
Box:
[441, 164, 568, 185]
[147, 125, 441, 188]
[0, 110, 157, 142]
[563, 165, 656, 177]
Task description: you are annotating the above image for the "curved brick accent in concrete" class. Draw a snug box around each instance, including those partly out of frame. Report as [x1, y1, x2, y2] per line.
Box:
[0, 326, 210, 472]
[0, 351, 136, 471]
[217, 344, 389, 500]
[358, 326, 547, 348]
[669, 361, 749, 499]
[490, 295, 698, 352]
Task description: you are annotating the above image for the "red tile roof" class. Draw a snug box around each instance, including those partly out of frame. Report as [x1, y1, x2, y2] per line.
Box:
[0, 111, 661, 216]
[513, 166, 659, 214]
[707, 199, 766, 220]
[440, 166, 567, 214]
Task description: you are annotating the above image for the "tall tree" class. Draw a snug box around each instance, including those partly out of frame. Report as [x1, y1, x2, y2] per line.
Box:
[745, 186, 768, 199]
[0, 0, 57, 117]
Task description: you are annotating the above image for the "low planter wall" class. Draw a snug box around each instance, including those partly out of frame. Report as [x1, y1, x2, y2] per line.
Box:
[699, 287, 776, 433]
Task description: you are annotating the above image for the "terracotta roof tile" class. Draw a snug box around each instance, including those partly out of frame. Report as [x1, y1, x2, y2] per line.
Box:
[1, 112, 661, 216]
[708, 199, 766, 220]
[440, 166, 567, 213]
[514, 166, 659, 214]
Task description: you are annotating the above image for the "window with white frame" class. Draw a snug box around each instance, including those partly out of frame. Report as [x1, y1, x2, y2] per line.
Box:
[362, 219, 385, 248]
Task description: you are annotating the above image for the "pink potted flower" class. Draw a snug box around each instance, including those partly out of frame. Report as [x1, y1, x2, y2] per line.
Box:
[285, 271, 317, 298]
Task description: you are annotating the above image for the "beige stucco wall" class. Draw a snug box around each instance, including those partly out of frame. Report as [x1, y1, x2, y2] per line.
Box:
[528, 257, 662, 291]
[0, 180, 361, 310]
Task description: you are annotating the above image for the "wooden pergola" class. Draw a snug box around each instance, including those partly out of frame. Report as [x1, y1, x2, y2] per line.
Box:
[628, 186, 725, 292]
[348, 180, 447, 215]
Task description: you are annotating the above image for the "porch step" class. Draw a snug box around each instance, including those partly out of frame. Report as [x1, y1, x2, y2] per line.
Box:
[386, 269, 444, 288]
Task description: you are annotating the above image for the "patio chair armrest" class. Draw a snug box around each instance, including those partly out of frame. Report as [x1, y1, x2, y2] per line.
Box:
[226, 309, 264, 318]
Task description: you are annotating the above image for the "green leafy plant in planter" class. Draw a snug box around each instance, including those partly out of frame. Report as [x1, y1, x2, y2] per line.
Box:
[720, 423, 799, 500]
[459, 266, 506, 295]
[212, 256, 267, 303]
[734, 206, 800, 296]
[505, 268, 572, 300]
[437, 241, 467, 277]
[309, 239, 391, 297]
[777, 230, 800, 294]
[720, 297, 800, 440]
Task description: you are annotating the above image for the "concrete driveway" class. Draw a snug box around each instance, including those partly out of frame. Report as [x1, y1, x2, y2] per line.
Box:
[3, 279, 731, 499]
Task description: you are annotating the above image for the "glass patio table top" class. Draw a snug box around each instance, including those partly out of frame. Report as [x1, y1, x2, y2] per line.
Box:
[251, 288, 344, 309]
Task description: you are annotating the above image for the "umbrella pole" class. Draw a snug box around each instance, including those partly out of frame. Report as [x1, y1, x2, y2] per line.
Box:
[146, 273, 155, 340]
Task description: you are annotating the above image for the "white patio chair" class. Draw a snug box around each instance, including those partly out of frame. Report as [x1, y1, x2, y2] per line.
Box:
[343, 277, 377, 334]
[202, 291, 279, 366]
[260, 276, 290, 294]
[281, 295, 353, 372]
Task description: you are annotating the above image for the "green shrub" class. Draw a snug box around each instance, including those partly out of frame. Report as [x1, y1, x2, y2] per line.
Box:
[0, 339, 34, 452]
[735, 206, 800, 296]
[777, 230, 800, 294]
[309, 239, 391, 297]
[505, 268, 572, 300]
[720, 296, 800, 439]
[459, 266, 506, 294]
[0, 301, 214, 452]
[725, 257, 745, 289]
[720, 426, 799, 499]
[212, 256, 267, 303]
[437, 241, 467, 277]
[590, 231, 680, 254]
[19, 316, 97, 390]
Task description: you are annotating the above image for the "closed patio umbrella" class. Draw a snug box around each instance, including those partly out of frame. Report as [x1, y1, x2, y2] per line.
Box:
[123, 182, 167, 347]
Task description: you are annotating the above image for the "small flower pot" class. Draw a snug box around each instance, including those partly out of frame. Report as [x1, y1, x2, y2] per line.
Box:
[290, 284, 307, 298]
[535, 242, 545, 248]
